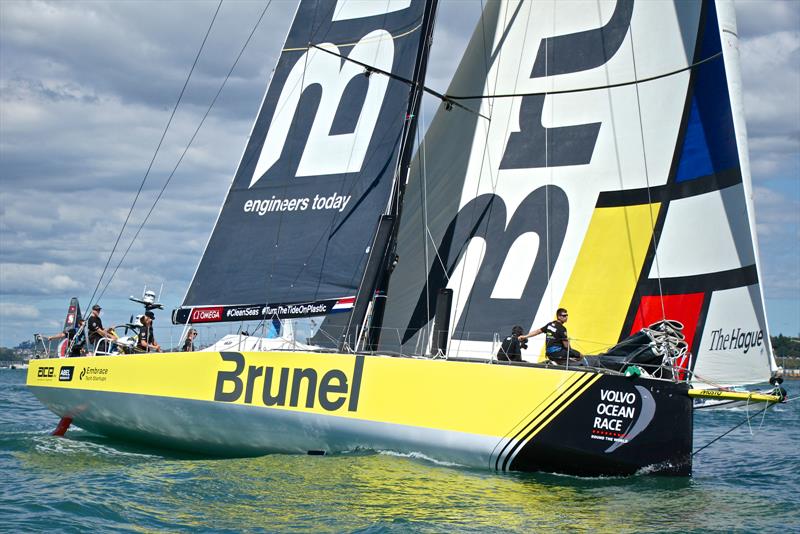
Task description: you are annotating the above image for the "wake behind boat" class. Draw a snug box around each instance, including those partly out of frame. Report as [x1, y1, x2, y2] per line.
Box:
[27, 0, 785, 476]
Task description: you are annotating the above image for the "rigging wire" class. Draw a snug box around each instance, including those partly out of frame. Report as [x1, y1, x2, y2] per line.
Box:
[268, 0, 327, 308]
[419, 92, 431, 350]
[97, 0, 274, 302]
[305, 12, 724, 353]
[544, 2, 553, 331]
[628, 9, 668, 325]
[321, 43, 723, 108]
[692, 402, 777, 456]
[309, 44, 487, 119]
[448, 50, 724, 100]
[448, 0, 515, 354]
[87, 0, 223, 308]
[311, 17, 389, 318]
[247, 3, 439, 348]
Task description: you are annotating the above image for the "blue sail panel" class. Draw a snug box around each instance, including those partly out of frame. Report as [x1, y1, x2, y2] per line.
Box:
[675, 0, 740, 183]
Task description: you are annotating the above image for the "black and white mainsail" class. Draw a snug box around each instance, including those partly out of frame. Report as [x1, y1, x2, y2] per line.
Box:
[176, 0, 433, 325]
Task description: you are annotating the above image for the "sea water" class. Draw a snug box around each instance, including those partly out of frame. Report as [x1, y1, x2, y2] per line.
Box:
[1, 370, 798, 532]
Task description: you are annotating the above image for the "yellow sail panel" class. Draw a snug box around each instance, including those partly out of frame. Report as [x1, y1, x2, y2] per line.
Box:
[559, 203, 661, 355]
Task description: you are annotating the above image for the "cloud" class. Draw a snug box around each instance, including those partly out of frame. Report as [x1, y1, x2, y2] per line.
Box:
[0, 302, 41, 319]
[1, 0, 798, 347]
[736, 18, 800, 188]
[734, 0, 800, 39]
[0, 262, 81, 295]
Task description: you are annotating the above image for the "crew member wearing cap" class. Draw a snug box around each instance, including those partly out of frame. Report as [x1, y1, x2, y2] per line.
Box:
[87, 304, 110, 353]
[137, 311, 162, 353]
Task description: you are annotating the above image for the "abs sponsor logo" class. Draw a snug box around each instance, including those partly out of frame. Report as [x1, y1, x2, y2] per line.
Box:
[79, 366, 109, 382]
[590, 386, 655, 453]
[214, 352, 364, 413]
[191, 307, 223, 323]
[37, 366, 55, 379]
[707, 328, 764, 354]
[59, 366, 75, 382]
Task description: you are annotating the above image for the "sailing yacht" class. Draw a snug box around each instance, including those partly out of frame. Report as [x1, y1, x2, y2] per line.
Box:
[27, 0, 782, 476]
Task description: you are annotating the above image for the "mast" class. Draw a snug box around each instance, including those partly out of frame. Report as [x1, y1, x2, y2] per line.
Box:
[341, 0, 440, 352]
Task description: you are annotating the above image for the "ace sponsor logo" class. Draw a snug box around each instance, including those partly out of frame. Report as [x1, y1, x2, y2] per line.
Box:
[37, 366, 55, 379]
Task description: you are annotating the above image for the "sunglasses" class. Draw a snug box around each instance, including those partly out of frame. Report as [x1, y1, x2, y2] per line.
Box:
[558, 314, 568, 317]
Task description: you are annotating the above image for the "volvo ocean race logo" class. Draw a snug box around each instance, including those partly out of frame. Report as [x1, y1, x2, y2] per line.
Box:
[591, 386, 655, 453]
[214, 353, 364, 413]
[707, 328, 764, 354]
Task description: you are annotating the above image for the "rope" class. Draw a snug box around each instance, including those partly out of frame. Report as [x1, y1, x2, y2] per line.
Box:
[692, 402, 777, 456]
[87, 0, 223, 308]
[96, 0, 274, 301]
[419, 94, 431, 346]
[447, 51, 724, 100]
[628, 13, 666, 326]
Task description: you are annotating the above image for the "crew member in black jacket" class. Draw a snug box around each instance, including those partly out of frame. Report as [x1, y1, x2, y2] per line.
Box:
[521, 308, 583, 364]
[497, 325, 525, 362]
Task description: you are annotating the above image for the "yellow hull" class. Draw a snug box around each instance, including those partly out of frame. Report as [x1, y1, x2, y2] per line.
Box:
[27, 351, 693, 476]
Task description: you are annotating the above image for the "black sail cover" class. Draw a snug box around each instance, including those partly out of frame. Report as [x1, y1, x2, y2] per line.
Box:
[177, 0, 429, 325]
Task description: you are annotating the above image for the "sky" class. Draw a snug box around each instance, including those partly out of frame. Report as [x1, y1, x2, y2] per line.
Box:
[0, 0, 798, 348]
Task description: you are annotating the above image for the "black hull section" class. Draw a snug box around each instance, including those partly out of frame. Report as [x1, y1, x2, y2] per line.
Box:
[508, 376, 692, 476]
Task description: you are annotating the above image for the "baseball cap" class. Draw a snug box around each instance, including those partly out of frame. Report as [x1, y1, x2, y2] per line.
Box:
[92, 304, 102, 311]
[145, 311, 155, 319]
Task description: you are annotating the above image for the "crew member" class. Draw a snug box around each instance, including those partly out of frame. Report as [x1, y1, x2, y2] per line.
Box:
[497, 325, 525, 362]
[521, 308, 583, 365]
[137, 311, 162, 353]
[46, 318, 86, 357]
[182, 329, 197, 352]
[87, 304, 110, 354]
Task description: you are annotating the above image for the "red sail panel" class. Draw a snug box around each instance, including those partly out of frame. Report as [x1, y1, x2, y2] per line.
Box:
[630, 293, 705, 379]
